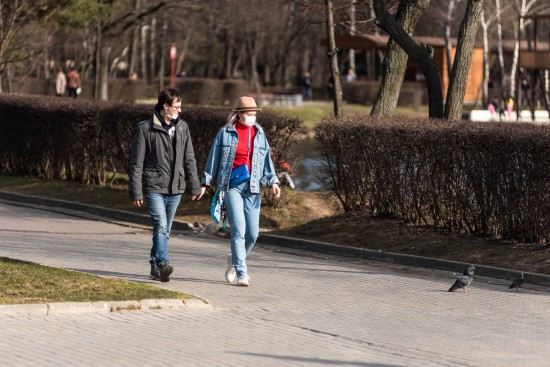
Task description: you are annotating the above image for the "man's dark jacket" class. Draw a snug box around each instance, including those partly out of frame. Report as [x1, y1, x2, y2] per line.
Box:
[129, 112, 201, 201]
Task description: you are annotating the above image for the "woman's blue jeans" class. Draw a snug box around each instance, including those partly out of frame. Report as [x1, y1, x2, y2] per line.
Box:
[145, 193, 181, 265]
[224, 182, 261, 277]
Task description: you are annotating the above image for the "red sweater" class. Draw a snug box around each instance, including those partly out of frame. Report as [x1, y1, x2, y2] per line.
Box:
[233, 122, 256, 171]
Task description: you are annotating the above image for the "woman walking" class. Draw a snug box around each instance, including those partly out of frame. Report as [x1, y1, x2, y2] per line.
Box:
[201, 96, 281, 286]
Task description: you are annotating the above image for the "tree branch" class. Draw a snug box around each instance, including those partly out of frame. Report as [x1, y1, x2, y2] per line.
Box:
[373, 0, 443, 118]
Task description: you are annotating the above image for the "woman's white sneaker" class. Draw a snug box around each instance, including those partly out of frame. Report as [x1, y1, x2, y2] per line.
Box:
[225, 254, 236, 283]
[236, 274, 250, 286]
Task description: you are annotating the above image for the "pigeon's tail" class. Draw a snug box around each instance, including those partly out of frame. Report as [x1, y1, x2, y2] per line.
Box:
[448, 282, 460, 292]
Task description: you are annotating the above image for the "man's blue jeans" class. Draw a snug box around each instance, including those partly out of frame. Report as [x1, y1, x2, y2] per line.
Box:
[224, 182, 261, 277]
[145, 193, 181, 265]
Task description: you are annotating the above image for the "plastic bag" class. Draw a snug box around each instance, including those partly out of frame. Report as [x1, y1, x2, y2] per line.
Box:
[210, 191, 226, 229]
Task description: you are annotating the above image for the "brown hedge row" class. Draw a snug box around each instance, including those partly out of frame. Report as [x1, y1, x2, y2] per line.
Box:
[0, 93, 301, 186]
[315, 115, 550, 244]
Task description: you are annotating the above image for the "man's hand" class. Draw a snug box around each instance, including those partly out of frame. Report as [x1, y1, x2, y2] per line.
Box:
[272, 183, 281, 200]
[132, 199, 143, 208]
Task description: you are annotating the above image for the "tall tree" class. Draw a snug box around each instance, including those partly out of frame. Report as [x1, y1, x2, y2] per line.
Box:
[373, 0, 443, 118]
[371, 0, 431, 116]
[348, 0, 356, 72]
[480, 6, 496, 106]
[325, 0, 343, 116]
[445, 0, 462, 78]
[444, 0, 483, 120]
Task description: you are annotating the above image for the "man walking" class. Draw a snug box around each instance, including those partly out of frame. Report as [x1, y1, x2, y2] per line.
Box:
[129, 88, 205, 282]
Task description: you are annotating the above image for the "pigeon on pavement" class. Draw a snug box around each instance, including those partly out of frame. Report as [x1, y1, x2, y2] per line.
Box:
[448, 265, 475, 293]
[508, 272, 525, 292]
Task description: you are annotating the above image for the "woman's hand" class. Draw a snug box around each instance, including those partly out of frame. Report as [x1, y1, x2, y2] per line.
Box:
[191, 186, 207, 201]
[272, 183, 281, 200]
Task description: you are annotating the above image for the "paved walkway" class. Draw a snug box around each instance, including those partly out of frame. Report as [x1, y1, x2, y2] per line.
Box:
[0, 201, 549, 367]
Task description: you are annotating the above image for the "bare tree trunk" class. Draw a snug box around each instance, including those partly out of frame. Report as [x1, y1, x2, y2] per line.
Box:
[158, 17, 167, 91]
[100, 46, 111, 101]
[128, 0, 141, 78]
[6, 63, 13, 93]
[325, 0, 342, 116]
[510, 20, 521, 100]
[44, 42, 50, 80]
[495, 0, 505, 92]
[249, 40, 261, 97]
[94, 21, 102, 100]
[445, 0, 461, 78]
[176, 32, 191, 76]
[371, 0, 430, 116]
[509, 0, 533, 99]
[150, 17, 157, 80]
[444, 0, 483, 121]
[225, 38, 233, 80]
[368, 1, 385, 75]
[232, 41, 246, 79]
[481, 9, 490, 106]
[141, 15, 150, 83]
[373, 0, 442, 118]
[349, 1, 356, 72]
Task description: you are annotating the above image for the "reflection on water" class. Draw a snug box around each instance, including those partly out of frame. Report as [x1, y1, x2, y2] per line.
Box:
[292, 158, 326, 191]
[287, 138, 329, 192]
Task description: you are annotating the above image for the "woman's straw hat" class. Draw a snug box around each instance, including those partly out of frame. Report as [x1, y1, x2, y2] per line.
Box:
[234, 96, 262, 112]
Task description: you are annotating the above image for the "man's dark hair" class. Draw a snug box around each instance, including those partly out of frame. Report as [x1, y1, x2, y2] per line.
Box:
[157, 88, 182, 107]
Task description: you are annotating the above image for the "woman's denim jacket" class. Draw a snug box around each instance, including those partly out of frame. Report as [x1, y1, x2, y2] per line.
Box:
[201, 123, 279, 193]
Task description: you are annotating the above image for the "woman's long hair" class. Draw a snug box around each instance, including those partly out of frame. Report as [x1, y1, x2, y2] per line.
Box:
[226, 111, 240, 127]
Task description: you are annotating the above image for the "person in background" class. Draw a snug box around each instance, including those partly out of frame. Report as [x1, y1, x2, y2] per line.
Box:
[345, 67, 357, 81]
[489, 97, 502, 120]
[201, 96, 281, 287]
[301, 71, 313, 101]
[54, 67, 66, 97]
[506, 96, 514, 120]
[67, 67, 81, 99]
[129, 88, 205, 282]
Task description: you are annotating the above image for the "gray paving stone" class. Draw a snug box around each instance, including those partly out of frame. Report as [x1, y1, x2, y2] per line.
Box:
[0, 201, 549, 366]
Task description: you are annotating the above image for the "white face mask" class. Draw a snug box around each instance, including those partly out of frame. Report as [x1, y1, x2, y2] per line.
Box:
[165, 104, 180, 122]
[242, 115, 256, 126]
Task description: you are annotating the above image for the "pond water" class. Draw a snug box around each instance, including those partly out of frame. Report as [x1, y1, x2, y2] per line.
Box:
[291, 157, 326, 191]
[286, 138, 329, 192]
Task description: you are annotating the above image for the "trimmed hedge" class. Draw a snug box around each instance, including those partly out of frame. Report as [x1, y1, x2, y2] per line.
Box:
[315, 115, 550, 244]
[0, 93, 301, 187]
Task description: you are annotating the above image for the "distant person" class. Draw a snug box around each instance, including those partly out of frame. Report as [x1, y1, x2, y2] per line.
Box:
[301, 71, 313, 101]
[345, 68, 357, 81]
[506, 96, 514, 120]
[67, 67, 81, 99]
[489, 97, 503, 120]
[129, 88, 205, 282]
[201, 96, 281, 287]
[54, 67, 66, 97]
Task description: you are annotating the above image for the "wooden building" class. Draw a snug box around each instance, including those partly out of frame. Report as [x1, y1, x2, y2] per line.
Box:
[334, 34, 484, 104]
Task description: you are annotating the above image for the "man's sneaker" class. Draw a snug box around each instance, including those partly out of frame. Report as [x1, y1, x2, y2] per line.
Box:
[149, 261, 161, 281]
[159, 263, 174, 283]
[225, 254, 236, 283]
[236, 274, 250, 287]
